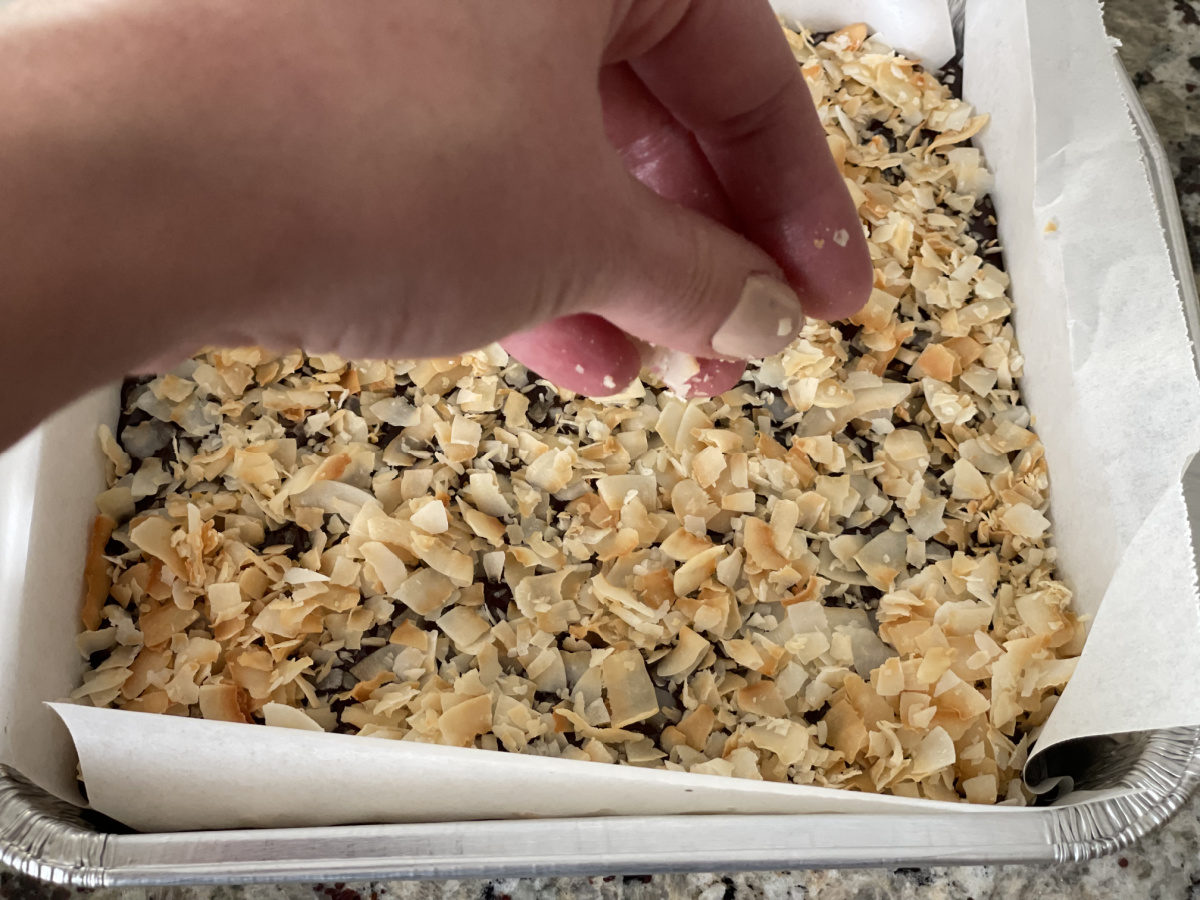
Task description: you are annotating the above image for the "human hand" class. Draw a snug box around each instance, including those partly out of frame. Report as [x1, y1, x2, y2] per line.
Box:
[0, 0, 870, 431]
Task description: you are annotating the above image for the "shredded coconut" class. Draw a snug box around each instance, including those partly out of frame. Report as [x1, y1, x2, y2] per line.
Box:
[74, 24, 1078, 805]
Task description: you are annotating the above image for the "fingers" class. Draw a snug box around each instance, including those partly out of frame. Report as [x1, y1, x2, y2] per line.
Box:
[564, 59, 807, 369]
[638, 341, 746, 397]
[600, 64, 738, 229]
[501, 314, 641, 396]
[590, 64, 801, 368]
[508, 65, 752, 401]
[689, 357, 746, 396]
[503, 314, 745, 400]
[598, 64, 746, 393]
[588, 170, 803, 362]
[618, 0, 873, 320]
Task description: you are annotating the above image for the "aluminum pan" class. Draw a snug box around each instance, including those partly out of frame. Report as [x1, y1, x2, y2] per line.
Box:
[0, 726, 1198, 884]
[0, 42, 1198, 889]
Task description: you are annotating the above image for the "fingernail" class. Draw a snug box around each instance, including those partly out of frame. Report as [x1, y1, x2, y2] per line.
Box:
[711, 275, 803, 359]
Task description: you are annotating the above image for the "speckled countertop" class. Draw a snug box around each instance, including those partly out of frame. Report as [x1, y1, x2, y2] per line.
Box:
[3, 1, 1200, 898]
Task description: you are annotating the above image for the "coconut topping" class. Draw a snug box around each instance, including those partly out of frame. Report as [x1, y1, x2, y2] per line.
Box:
[72, 23, 1081, 805]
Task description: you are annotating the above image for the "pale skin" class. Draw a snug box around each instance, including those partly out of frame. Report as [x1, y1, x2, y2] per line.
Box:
[0, 0, 871, 452]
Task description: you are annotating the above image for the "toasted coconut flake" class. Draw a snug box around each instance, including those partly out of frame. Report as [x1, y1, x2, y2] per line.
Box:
[140, 604, 199, 648]
[916, 647, 957, 685]
[199, 684, 252, 724]
[81, 515, 117, 631]
[361, 541, 409, 595]
[207, 581, 248, 626]
[853, 529, 907, 591]
[439, 693, 493, 747]
[370, 397, 419, 427]
[673, 545, 726, 597]
[737, 680, 790, 718]
[526, 448, 576, 493]
[395, 568, 456, 616]
[824, 699, 867, 759]
[657, 626, 710, 678]
[410, 534, 474, 586]
[262, 702, 325, 732]
[715, 548, 743, 588]
[915, 343, 960, 382]
[744, 517, 788, 570]
[350, 671, 396, 702]
[596, 474, 657, 511]
[72, 667, 132, 702]
[1001, 503, 1050, 539]
[661, 528, 715, 562]
[554, 707, 642, 744]
[829, 22, 868, 51]
[98, 424, 132, 476]
[410, 499, 449, 535]
[436, 607, 492, 650]
[721, 491, 757, 513]
[770, 499, 800, 553]
[691, 757, 734, 778]
[692, 446, 727, 488]
[602, 649, 659, 728]
[963, 773, 998, 805]
[292, 481, 376, 520]
[129, 517, 187, 580]
[458, 501, 507, 547]
[951, 459, 990, 500]
[911, 726, 956, 778]
[672, 479, 718, 521]
[467, 472, 514, 517]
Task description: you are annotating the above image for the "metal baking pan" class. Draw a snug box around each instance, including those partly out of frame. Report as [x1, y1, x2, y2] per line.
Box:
[3, 729, 1200, 884]
[2, 2, 1199, 886]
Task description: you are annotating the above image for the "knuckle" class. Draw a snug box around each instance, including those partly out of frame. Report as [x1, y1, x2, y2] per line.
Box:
[672, 221, 727, 319]
[608, 0, 692, 58]
[705, 72, 799, 148]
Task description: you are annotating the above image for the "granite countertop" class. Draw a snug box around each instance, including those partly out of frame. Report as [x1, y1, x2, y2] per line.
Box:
[4, 1, 1200, 898]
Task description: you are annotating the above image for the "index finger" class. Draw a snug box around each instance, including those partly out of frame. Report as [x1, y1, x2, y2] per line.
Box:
[616, 0, 872, 320]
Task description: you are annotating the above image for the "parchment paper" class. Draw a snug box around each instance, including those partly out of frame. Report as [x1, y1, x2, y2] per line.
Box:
[962, 0, 1200, 774]
[771, 0, 955, 68]
[0, 389, 114, 806]
[51, 704, 983, 832]
[3, 0, 1200, 831]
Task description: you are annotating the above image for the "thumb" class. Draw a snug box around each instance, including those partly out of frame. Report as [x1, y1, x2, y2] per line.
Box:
[590, 174, 806, 361]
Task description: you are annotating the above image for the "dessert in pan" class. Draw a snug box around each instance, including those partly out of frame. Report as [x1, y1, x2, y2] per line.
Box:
[72, 23, 1081, 806]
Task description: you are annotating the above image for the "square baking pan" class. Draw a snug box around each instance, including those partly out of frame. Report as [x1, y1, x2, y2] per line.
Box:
[1, 0, 1199, 885]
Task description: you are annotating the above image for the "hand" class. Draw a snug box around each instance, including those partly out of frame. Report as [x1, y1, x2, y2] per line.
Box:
[0, 0, 870, 448]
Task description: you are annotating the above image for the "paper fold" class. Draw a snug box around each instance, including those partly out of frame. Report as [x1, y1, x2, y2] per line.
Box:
[51, 704, 980, 832]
